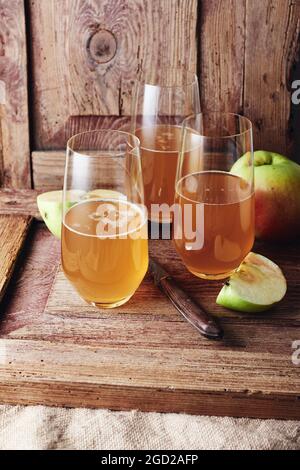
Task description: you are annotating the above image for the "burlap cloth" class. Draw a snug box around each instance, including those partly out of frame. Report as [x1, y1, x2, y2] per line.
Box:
[0, 405, 299, 450]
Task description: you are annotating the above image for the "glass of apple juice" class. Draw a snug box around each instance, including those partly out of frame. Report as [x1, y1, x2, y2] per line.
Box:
[131, 68, 201, 224]
[174, 113, 255, 280]
[61, 130, 148, 308]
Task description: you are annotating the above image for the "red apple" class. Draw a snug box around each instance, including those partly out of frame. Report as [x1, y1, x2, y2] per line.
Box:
[231, 151, 300, 241]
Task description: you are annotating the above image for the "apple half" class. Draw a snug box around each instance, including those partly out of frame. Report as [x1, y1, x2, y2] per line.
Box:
[37, 190, 85, 239]
[37, 189, 127, 239]
[216, 252, 287, 313]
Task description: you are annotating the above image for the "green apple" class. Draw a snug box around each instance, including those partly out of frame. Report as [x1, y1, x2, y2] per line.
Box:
[216, 252, 287, 313]
[37, 190, 85, 239]
[231, 150, 300, 241]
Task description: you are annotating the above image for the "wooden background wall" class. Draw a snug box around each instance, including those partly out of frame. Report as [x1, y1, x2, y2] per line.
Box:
[0, 0, 299, 189]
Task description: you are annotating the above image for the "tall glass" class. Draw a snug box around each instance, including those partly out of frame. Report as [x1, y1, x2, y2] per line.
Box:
[62, 130, 148, 308]
[131, 68, 200, 223]
[174, 113, 255, 280]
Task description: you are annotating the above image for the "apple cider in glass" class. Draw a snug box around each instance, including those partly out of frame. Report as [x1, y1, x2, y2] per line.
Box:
[135, 125, 181, 223]
[174, 171, 255, 279]
[62, 199, 148, 308]
[174, 113, 255, 280]
[131, 68, 201, 222]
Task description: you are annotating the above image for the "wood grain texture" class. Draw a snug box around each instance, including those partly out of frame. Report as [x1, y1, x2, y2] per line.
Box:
[0, 223, 60, 335]
[198, 0, 246, 114]
[1, 230, 299, 419]
[29, 0, 300, 188]
[0, 215, 32, 303]
[0, 0, 31, 188]
[198, 0, 300, 158]
[0, 339, 299, 419]
[244, 0, 300, 156]
[32, 151, 65, 191]
[29, 0, 197, 150]
[0, 189, 41, 219]
[31, 116, 130, 189]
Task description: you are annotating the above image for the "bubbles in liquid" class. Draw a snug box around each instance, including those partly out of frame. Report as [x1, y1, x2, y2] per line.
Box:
[156, 131, 173, 151]
[179, 171, 252, 205]
[90, 201, 143, 237]
[185, 174, 199, 193]
[65, 199, 145, 238]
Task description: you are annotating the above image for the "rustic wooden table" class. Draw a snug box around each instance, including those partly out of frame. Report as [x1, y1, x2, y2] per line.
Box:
[0, 190, 299, 420]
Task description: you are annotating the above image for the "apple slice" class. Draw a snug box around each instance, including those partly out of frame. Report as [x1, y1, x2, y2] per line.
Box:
[37, 190, 85, 239]
[216, 252, 287, 313]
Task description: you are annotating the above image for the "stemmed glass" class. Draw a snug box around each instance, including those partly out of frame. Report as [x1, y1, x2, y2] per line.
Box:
[61, 130, 148, 308]
[131, 68, 201, 224]
[174, 112, 255, 280]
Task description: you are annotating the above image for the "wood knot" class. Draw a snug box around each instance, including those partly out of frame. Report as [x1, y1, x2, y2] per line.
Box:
[87, 29, 117, 64]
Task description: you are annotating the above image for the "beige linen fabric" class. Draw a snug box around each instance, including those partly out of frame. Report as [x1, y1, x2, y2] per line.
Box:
[0, 405, 299, 450]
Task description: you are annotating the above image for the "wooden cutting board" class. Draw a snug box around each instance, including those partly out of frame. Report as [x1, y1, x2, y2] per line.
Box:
[0, 209, 299, 419]
[0, 214, 32, 302]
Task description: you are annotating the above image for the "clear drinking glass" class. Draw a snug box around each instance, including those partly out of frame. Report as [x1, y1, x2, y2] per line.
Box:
[174, 113, 255, 280]
[131, 68, 201, 223]
[61, 130, 148, 308]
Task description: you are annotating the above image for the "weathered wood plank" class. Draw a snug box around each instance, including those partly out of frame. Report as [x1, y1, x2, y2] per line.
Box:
[0, 189, 41, 219]
[37, 239, 300, 324]
[52, 116, 131, 154]
[0, 0, 31, 188]
[32, 151, 65, 191]
[12, 284, 300, 354]
[244, 0, 300, 156]
[0, 339, 299, 419]
[0, 383, 298, 419]
[0, 339, 299, 396]
[197, 0, 246, 113]
[197, 0, 300, 159]
[0, 223, 60, 335]
[29, 0, 197, 150]
[0, 215, 32, 304]
[31, 115, 131, 190]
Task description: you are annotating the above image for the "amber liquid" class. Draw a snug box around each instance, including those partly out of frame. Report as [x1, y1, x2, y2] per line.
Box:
[174, 171, 255, 279]
[135, 125, 181, 223]
[62, 200, 148, 308]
